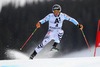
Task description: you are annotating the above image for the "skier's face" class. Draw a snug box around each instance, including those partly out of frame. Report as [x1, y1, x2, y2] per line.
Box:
[53, 10, 60, 16]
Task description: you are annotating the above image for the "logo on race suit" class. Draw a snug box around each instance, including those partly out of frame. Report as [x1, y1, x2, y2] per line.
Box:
[54, 17, 61, 24]
[37, 43, 43, 48]
[54, 17, 61, 27]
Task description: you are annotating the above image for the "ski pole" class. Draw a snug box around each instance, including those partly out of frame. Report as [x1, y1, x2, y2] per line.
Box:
[20, 28, 38, 50]
[81, 29, 91, 51]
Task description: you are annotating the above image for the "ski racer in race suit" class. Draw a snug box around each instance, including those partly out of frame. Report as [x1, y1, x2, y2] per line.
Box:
[30, 4, 83, 59]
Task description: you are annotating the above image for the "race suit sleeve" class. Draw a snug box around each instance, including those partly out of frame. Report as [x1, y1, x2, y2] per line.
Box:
[64, 14, 79, 25]
[39, 14, 50, 24]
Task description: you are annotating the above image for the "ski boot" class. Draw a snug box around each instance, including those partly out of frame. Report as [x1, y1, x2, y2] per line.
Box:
[50, 42, 59, 51]
[30, 50, 37, 59]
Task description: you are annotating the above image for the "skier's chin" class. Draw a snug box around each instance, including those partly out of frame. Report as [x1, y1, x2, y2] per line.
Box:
[53, 13, 60, 17]
[54, 14, 59, 17]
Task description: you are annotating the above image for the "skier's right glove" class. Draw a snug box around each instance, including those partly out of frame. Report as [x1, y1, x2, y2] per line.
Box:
[36, 22, 41, 28]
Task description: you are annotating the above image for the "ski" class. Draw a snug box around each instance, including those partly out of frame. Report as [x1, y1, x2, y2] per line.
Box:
[50, 47, 59, 51]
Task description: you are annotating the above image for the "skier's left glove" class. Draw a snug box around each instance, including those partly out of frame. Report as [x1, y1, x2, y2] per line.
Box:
[77, 24, 83, 30]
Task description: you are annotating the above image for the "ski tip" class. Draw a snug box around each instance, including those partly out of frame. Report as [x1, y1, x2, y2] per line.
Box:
[50, 49, 59, 52]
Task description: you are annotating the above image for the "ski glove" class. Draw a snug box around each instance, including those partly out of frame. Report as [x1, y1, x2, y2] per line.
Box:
[36, 22, 41, 28]
[77, 24, 83, 30]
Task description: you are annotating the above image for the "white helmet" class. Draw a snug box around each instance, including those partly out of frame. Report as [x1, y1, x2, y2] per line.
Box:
[52, 4, 61, 12]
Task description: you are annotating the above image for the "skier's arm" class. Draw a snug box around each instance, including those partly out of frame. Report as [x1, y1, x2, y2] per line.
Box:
[64, 14, 83, 30]
[39, 14, 50, 24]
[64, 14, 78, 25]
[36, 14, 50, 28]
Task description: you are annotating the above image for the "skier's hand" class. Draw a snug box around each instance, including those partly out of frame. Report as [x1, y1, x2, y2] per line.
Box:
[36, 22, 41, 28]
[77, 24, 83, 30]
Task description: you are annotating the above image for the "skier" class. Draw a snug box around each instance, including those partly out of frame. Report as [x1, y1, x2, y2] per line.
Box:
[30, 4, 83, 59]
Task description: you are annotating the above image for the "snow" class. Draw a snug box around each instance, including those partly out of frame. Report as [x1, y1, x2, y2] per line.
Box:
[2, 45, 100, 67]
[5, 49, 29, 60]
[5, 45, 100, 59]
[62, 46, 100, 58]
[0, 57, 100, 67]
